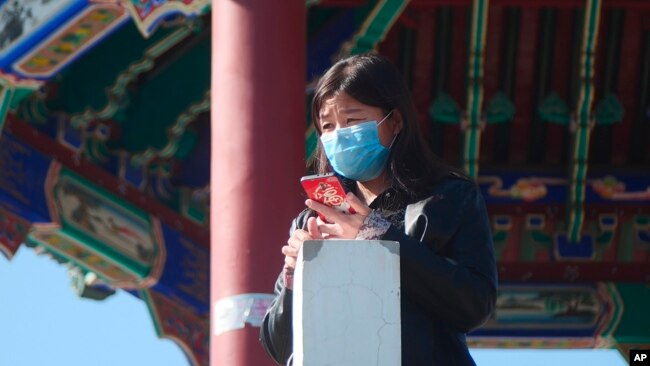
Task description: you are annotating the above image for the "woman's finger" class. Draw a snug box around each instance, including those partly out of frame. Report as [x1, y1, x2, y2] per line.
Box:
[345, 192, 371, 216]
[284, 255, 296, 269]
[307, 217, 323, 240]
[305, 199, 342, 223]
[288, 234, 308, 250]
[293, 229, 312, 242]
[317, 222, 341, 236]
[289, 230, 312, 247]
[281, 245, 299, 257]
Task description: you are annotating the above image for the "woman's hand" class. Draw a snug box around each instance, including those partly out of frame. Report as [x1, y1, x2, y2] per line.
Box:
[281, 217, 322, 289]
[282, 217, 322, 269]
[306, 192, 371, 239]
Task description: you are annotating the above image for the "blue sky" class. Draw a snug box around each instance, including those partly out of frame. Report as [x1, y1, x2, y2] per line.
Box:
[0, 248, 629, 366]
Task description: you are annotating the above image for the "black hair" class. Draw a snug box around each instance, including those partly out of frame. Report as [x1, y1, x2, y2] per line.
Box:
[310, 53, 460, 198]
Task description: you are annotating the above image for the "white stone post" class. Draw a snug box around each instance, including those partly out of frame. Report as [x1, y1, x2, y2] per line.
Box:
[293, 240, 401, 366]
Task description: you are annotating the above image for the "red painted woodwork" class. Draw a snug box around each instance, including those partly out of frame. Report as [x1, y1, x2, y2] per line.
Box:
[509, 8, 539, 165]
[545, 8, 573, 166]
[445, 5, 468, 166]
[612, 9, 642, 165]
[498, 262, 650, 282]
[210, 1, 306, 365]
[412, 9, 436, 141]
[378, 22, 401, 69]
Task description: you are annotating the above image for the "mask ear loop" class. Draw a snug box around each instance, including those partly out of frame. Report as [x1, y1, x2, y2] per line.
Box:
[377, 110, 394, 127]
[377, 109, 399, 149]
[387, 133, 399, 149]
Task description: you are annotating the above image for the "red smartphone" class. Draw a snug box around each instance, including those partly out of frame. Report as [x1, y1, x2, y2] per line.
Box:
[300, 173, 355, 222]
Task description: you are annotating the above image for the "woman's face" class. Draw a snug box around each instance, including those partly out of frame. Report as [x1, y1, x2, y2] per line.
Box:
[318, 91, 402, 147]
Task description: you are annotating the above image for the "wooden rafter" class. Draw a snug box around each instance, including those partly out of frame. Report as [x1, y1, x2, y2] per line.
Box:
[462, 0, 489, 178]
[567, 0, 602, 244]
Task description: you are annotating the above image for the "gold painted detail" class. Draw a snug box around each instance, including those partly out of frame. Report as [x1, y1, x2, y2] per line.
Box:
[29, 228, 139, 285]
[15, 5, 128, 78]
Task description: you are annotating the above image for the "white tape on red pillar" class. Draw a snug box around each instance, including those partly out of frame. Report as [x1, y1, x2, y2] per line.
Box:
[213, 293, 275, 336]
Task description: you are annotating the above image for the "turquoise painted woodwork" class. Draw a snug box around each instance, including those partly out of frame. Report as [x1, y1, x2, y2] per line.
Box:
[567, 0, 602, 244]
[463, 0, 489, 178]
[346, 0, 411, 55]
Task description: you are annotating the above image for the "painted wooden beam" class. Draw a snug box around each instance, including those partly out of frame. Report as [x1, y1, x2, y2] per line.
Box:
[462, 0, 489, 178]
[342, 0, 412, 56]
[3, 115, 210, 247]
[411, 0, 650, 8]
[567, 0, 602, 244]
[496, 262, 650, 282]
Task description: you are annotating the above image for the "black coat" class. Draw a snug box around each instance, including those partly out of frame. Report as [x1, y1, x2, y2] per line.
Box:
[260, 175, 498, 365]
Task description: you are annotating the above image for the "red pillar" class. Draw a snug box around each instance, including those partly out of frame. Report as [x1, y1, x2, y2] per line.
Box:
[210, 2, 305, 365]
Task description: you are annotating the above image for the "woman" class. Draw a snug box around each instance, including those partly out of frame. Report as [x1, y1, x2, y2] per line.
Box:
[260, 54, 497, 365]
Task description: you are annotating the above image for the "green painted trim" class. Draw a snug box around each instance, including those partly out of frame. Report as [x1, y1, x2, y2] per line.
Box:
[593, 93, 624, 124]
[595, 231, 613, 244]
[531, 230, 553, 244]
[613, 284, 650, 344]
[59, 223, 150, 278]
[601, 282, 624, 338]
[179, 187, 207, 224]
[567, 0, 601, 244]
[131, 90, 210, 166]
[0, 76, 42, 133]
[140, 290, 165, 337]
[10, 88, 34, 109]
[139, 289, 205, 366]
[429, 92, 461, 124]
[463, 0, 489, 178]
[26, 232, 138, 285]
[539, 92, 571, 124]
[69, 25, 194, 129]
[0, 83, 13, 135]
[345, 0, 411, 55]
[485, 92, 515, 124]
[492, 231, 507, 242]
[306, 0, 321, 7]
[520, 227, 553, 261]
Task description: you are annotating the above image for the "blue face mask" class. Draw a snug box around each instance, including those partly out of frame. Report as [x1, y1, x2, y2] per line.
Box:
[320, 112, 396, 182]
